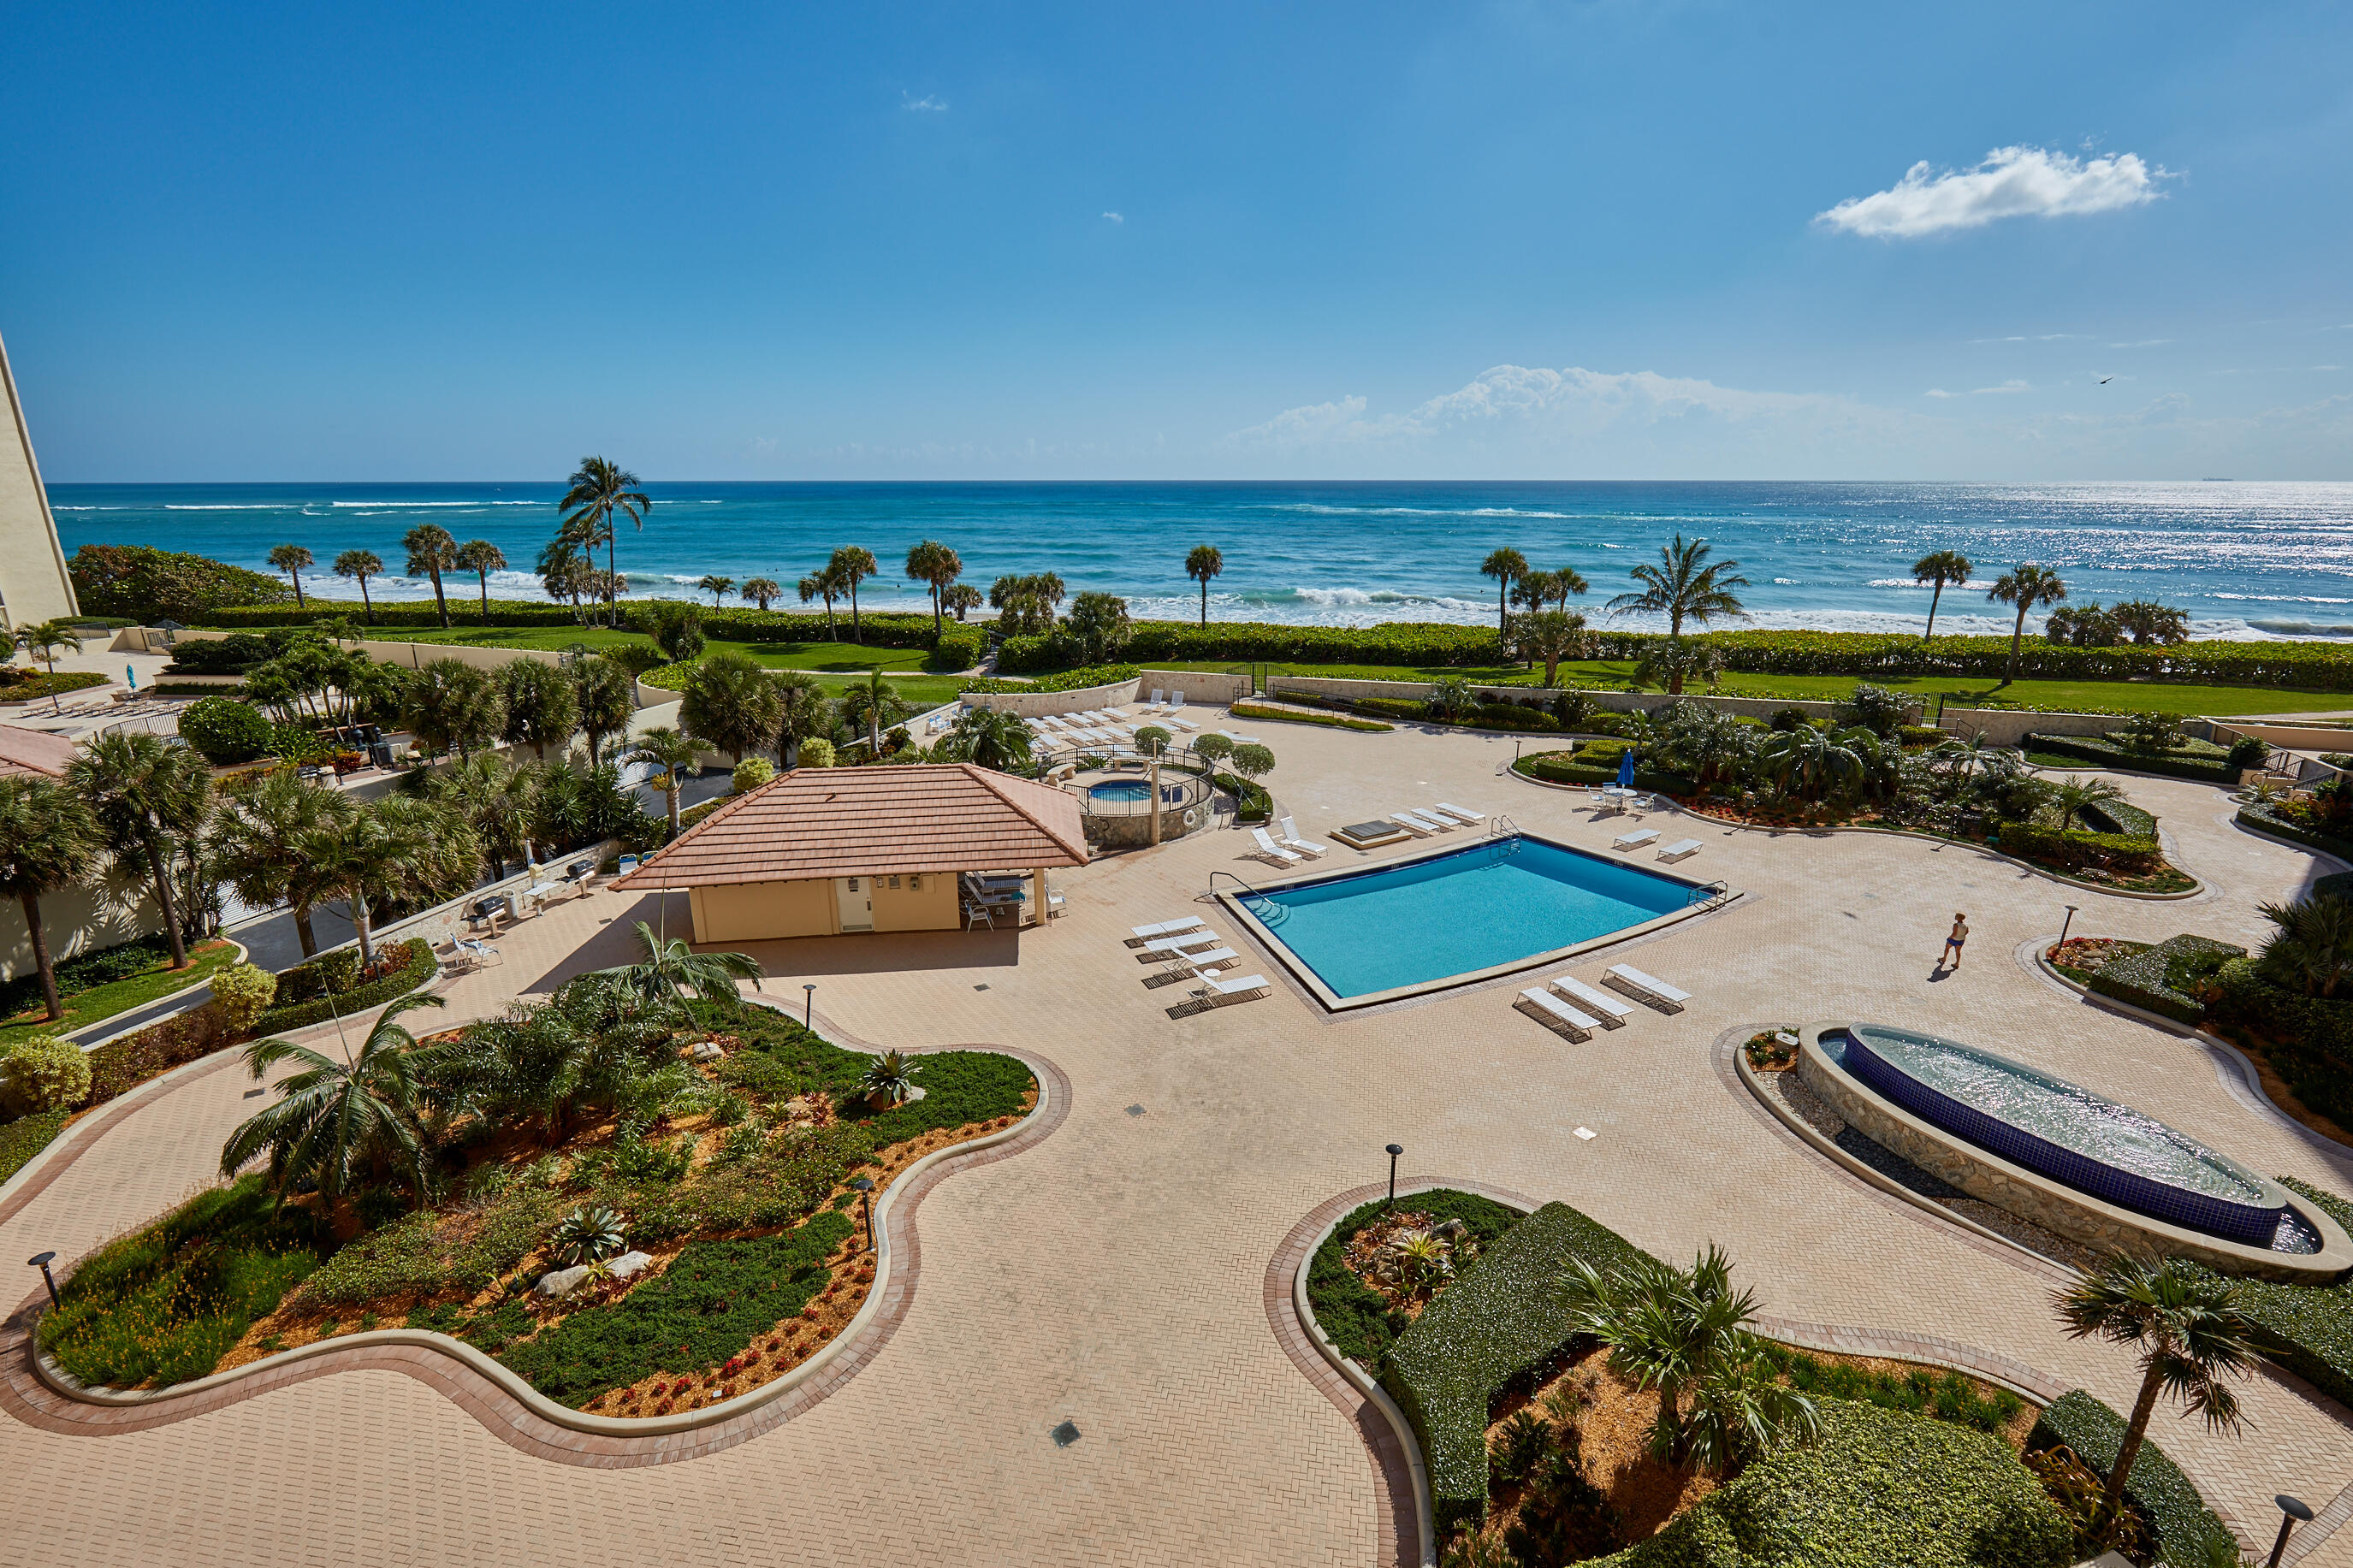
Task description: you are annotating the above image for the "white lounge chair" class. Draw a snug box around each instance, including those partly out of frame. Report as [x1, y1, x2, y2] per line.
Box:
[1251, 826, 1303, 864]
[1168, 716, 1201, 731]
[1612, 828, 1659, 851]
[1604, 963, 1690, 1014]
[1401, 808, 1455, 832]
[1149, 689, 1166, 708]
[1387, 813, 1435, 837]
[1656, 838, 1702, 863]
[1549, 973, 1633, 1029]
[1142, 931, 1221, 956]
[1190, 972, 1270, 1008]
[1171, 692, 1187, 713]
[1277, 817, 1325, 857]
[1218, 730, 1257, 744]
[1129, 916, 1206, 945]
[1432, 801, 1486, 823]
[1515, 987, 1596, 1041]
[1166, 945, 1239, 978]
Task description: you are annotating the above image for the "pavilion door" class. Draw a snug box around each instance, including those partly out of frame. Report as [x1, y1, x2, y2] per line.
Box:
[835, 877, 874, 932]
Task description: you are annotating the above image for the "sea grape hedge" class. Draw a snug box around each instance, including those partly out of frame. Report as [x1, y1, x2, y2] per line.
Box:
[2024, 732, 2241, 784]
[1378, 1199, 1648, 1536]
[70, 545, 292, 622]
[2085, 935, 2246, 1027]
[2027, 1391, 2237, 1568]
[195, 597, 953, 648]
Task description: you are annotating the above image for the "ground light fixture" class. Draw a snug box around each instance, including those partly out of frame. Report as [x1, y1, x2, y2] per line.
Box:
[1385, 1145, 1404, 1209]
[803, 984, 816, 1027]
[848, 1175, 874, 1251]
[2268, 1494, 2314, 1568]
[27, 1251, 58, 1309]
[2059, 903, 2081, 948]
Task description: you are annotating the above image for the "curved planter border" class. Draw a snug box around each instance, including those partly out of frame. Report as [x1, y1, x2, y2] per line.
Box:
[3, 1042, 1070, 1467]
[2229, 806, 2353, 873]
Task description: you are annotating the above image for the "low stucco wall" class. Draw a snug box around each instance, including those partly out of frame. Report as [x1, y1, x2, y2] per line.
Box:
[1138, 669, 1250, 707]
[959, 677, 1143, 719]
[1937, 707, 2227, 749]
[688, 873, 960, 943]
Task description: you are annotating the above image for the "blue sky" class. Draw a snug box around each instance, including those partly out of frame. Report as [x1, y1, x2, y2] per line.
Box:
[4, 0, 2350, 480]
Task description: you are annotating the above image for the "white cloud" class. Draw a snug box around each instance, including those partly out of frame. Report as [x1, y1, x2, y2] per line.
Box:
[1971, 333, 2086, 343]
[1101, 210, 1124, 224]
[1818, 145, 2165, 239]
[902, 92, 948, 112]
[1973, 380, 2034, 395]
[2109, 339, 2172, 348]
[1924, 388, 1958, 399]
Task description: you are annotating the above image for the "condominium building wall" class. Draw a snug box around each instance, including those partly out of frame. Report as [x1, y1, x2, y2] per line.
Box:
[0, 329, 80, 631]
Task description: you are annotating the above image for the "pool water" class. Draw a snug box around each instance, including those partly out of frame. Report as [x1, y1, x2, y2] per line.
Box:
[1088, 779, 1182, 803]
[1239, 835, 1697, 999]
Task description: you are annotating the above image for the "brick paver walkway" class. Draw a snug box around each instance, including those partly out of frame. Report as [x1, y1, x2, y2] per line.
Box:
[2, 720, 2350, 1565]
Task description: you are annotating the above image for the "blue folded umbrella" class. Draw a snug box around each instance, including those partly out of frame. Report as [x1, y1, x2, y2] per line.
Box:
[1615, 751, 1635, 788]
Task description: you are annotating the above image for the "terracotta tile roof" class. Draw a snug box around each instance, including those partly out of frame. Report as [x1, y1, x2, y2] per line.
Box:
[0, 724, 76, 780]
[615, 763, 1090, 888]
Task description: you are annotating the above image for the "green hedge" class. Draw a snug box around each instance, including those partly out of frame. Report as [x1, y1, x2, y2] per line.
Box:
[2086, 935, 2246, 1026]
[996, 620, 1506, 674]
[2027, 1390, 2237, 1568]
[960, 664, 1141, 695]
[2024, 732, 2240, 784]
[252, 938, 437, 1034]
[1228, 701, 1393, 733]
[2209, 958, 2353, 1123]
[1996, 818, 2164, 873]
[1599, 1398, 2074, 1568]
[2174, 1180, 2353, 1416]
[2235, 802, 2353, 863]
[1513, 749, 1699, 796]
[931, 625, 986, 670]
[1302, 1190, 1524, 1368]
[197, 598, 948, 648]
[1379, 1199, 1649, 1536]
[2081, 799, 2157, 838]
[0, 1108, 70, 1185]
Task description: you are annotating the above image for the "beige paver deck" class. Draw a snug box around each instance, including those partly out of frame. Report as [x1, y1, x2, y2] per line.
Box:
[3, 716, 2350, 1565]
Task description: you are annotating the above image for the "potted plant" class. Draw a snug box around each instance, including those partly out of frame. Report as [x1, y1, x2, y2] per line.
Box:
[855, 1049, 924, 1110]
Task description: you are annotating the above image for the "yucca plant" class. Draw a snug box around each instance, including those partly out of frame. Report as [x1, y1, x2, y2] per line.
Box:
[855, 1050, 924, 1108]
[549, 1204, 627, 1267]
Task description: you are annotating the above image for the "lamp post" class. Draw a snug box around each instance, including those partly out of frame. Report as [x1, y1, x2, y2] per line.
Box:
[848, 1175, 874, 1252]
[2267, 1494, 2314, 1568]
[2059, 903, 2081, 950]
[803, 984, 816, 1028]
[1384, 1144, 1404, 1210]
[27, 1251, 58, 1310]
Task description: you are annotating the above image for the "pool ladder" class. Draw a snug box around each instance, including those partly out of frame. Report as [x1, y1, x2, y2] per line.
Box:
[1691, 879, 1733, 910]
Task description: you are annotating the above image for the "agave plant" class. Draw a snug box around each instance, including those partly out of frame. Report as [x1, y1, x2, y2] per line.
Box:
[855, 1049, 924, 1107]
[549, 1204, 627, 1266]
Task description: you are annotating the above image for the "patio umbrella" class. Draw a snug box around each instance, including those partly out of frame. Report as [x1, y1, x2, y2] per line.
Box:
[1615, 750, 1635, 789]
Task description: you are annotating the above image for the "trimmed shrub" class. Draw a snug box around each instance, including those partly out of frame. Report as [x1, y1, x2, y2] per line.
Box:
[1228, 701, 1393, 733]
[2236, 801, 2353, 863]
[1899, 723, 1948, 747]
[797, 737, 837, 768]
[1303, 1190, 1524, 1368]
[930, 625, 985, 671]
[2173, 1180, 2353, 1414]
[2086, 935, 2245, 1026]
[1602, 1398, 2074, 1568]
[1513, 749, 1698, 796]
[164, 633, 275, 673]
[995, 620, 1505, 674]
[2026, 1391, 2237, 1568]
[0, 1108, 70, 1184]
[197, 597, 947, 648]
[206, 964, 278, 1033]
[175, 696, 277, 764]
[83, 1004, 234, 1106]
[731, 757, 775, 793]
[2024, 732, 2239, 784]
[254, 938, 436, 1034]
[0, 1033, 92, 1116]
[2209, 957, 2353, 1123]
[2080, 798, 2157, 838]
[1379, 1200, 1649, 1535]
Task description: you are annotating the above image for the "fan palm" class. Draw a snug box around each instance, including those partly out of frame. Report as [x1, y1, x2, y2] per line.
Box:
[332, 548, 384, 624]
[2255, 893, 2353, 998]
[739, 576, 782, 612]
[1632, 636, 1724, 697]
[840, 666, 913, 755]
[596, 920, 764, 1015]
[797, 565, 845, 636]
[453, 539, 506, 621]
[1911, 550, 1973, 642]
[210, 768, 358, 959]
[13, 618, 85, 713]
[0, 776, 98, 1020]
[1518, 610, 1589, 688]
[67, 731, 212, 967]
[2052, 1255, 2267, 1536]
[1479, 548, 1528, 639]
[943, 583, 983, 622]
[2041, 773, 2127, 831]
[572, 656, 637, 766]
[680, 652, 783, 765]
[1185, 544, 1224, 628]
[696, 573, 734, 607]
[626, 726, 705, 834]
[302, 795, 477, 966]
[1563, 1244, 1763, 1468]
[402, 524, 461, 630]
[220, 993, 445, 1209]
[267, 543, 314, 606]
[904, 540, 963, 635]
[1988, 564, 2069, 687]
[939, 707, 1034, 772]
[1684, 1333, 1823, 1476]
[1757, 725, 1865, 819]
[1608, 535, 1749, 639]
[829, 546, 880, 643]
[559, 457, 652, 629]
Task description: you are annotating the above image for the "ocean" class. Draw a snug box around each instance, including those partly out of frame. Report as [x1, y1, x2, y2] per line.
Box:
[46, 479, 2353, 641]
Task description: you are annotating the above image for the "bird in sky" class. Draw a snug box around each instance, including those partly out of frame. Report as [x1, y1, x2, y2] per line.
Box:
[2099, 376, 2112, 383]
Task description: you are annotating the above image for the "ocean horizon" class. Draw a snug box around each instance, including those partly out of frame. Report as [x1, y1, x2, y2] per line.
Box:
[47, 478, 2353, 642]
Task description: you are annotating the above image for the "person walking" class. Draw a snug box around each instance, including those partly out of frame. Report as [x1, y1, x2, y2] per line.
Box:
[1939, 912, 1969, 971]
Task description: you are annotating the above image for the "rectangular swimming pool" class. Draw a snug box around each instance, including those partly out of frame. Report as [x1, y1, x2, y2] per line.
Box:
[1231, 834, 1714, 1005]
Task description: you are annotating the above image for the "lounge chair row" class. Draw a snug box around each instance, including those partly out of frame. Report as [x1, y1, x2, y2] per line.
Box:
[1385, 801, 1485, 838]
[1125, 914, 1271, 1009]
[1250, 818, 1325, 864]
[1514, 962, 1691, 1042]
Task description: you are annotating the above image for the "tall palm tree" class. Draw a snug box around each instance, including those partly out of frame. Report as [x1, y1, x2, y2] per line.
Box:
[943, 583, 983, 622]
[1911, 550, 1972, 642]
[1480, 548, 1529, 640]
[559, 457, 653, 630]
[268, 543, 315, 607]
[2053, 1255, 2267, 1537]
[798, 565, 844, 636]
[401, 657, 506, 760]
[454, 539, 507, 622]
[739, 576, 782, 612]
[841, 666, 911, 754]
[769, 670, 832, 769]
[497, 658, 580, 761]
[1988, 564, 2068, 687]
[13, 619, 84, 713]
[1608, 535, 1749, 639]
[333, 549, 385, 624]
[0, 776, 98, 1021]
[679, 652, 782, 765]
[696, 573, 735, 607]
[829, 546, 880, 643]
[572, 656, 637, 766]
[220, 993, 444, 1208]
[1185, 544, 1224, 628]
[210, 769, 356, 960]
[403, 524, 461, 630]
[595, 920, 763, 1016]
[905, 541, 963, 636]
[626, 726, 705, 834]
[67, 731, 212, 968]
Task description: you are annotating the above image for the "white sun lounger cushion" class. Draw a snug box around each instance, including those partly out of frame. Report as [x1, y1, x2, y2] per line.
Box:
[1402, 808, 1454, 831]
[1605, 963, 1690, 1010]
[1277, 818, 1325, 855]
[1251, 827, 1302, 862]
[1200, 973, 1267, 998]
[1175, 946, 1239, 972]
[1613, 828, 1659, 850]
[1657, 839, 1702, 862]
[1388, 814, 1434, 837]
[1143, 931, 1220, 954]
[1433, 802, 1486, 822]
[1131, 917, 1206, 943]
[1549, 973, 1633, 1025]
[1517, 988, 1596, 1040]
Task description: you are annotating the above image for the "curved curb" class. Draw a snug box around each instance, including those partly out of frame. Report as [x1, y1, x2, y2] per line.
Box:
[2226, 807, 2353, 874]
[3, 1045, 1070, 1467]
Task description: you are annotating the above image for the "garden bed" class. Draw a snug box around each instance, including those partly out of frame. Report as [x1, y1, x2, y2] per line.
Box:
[0, 937, 241, 1050]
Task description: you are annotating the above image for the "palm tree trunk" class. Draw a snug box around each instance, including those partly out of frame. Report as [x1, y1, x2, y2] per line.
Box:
[1200, 579, 1209, 628]
[20, 892, 61, 1021]
[667, 781, 682, 833]
[1497, 582, 1508, 639]
[352, 894, 376, 967]
[294, 901, 319, 960]
[431, 571, 449, 630]
[933, 584, 943, 637]
[850, 583, 862, 643]
[143, 838, 189, 968]
[2005, 604, 2027, 686]
[2097, 1365, 2166, 1533]
[293, 571, 305, 606]
[607, 533, 619, 630]
[1924, 581, 1944, 642]
[360, 577, 376, 624]
[479, 575, 491, 621]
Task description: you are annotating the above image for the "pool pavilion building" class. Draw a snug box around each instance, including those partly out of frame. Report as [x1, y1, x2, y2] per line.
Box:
[614, 762, 1090, 943]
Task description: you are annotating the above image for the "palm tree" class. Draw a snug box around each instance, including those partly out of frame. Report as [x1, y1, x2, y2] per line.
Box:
[559, 457, 653, 629]
[333, 549, 385, 624]
[454, 539, 507, 621]
[497, 658, 580, 761]
[1480, 548, 1529, 640]
[829, 546, 880, 643]
[1988, 565, 2068, 687]
[220, 993, 444, 1209]
[1632, 636, 1725, 697]
[268, 544, 315, 607]
[1911, 550, 1972, 642]
[2041, 773, 2127, 831]
[944, 583, 983, 622]
[939, 707, 1034, 772]
[1563, 1245, 1766, 1468]
[798, 565, 844, 636]
[2113, 600, 2191, 647]
[1757, 725, 1866, 820]
[13, 618, 84, 713]
[401, 658, 507, 760]
[739, 577, 781, 612]
[0, 776, 98, 1020]
[210, 769, 356, 960]
[67, 731, 212, 968]
[626, 726, 705, 834]
[1608, 535, 1749, 639]
[403, 524, 461, 630]
[304, 795, 477, 966]
[679, 652, 782, 765]
[2053, 1255, 2267, 1537]
[2256, 893, 2353, 998]
[1186, 544, 1224, 628]
[840, 666, 912, 754]
[905, 541, 963, 636]
[595, 920, 763, 1016]
[768, 670, 832, 768]
[1520, 610, 1589, 688]
[1685, 1334, 1823, 1476]
[572, 657, 637, 766]
[696, 573, 735, 607]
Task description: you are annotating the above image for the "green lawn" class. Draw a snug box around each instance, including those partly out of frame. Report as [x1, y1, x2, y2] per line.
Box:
[0, 939, 240, 1050]
[361, 626, 963, 707]
[1142, 659, 2344, 718]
